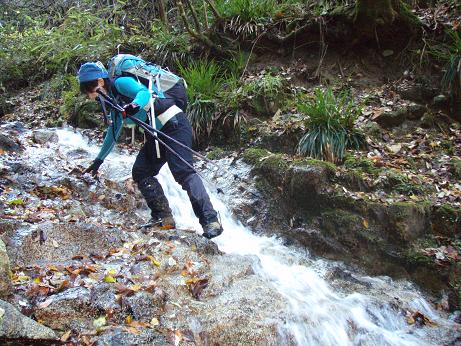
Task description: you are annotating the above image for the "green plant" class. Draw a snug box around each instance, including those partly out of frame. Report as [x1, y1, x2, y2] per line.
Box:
[147, 25, 191, 67]
[179, 60, 224, 143]
[430, 30, 461, 94]
[297, 88, 365, 162]
[0, 7, 123, 88]
[244, 72, 285, 115]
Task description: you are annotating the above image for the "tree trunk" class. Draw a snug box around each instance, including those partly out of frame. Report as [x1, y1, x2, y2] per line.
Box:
[354, 0, 419, 39]
[156, 0, 168, 28]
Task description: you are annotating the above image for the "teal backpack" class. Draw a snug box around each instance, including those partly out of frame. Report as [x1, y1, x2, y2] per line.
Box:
[107, 54, 182, 98]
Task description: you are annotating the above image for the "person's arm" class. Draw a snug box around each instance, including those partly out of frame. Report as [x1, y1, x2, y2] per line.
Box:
[115, 77, 151, 109]
[96, 110, 124, 161]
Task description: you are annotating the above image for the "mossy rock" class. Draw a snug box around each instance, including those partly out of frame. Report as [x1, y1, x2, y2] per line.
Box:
[379, 169, 434, 195]
[431, 204, 461, 237]
[242, 148, 289, 185]
[344, 155, 379, 175]
[368, 201, 431, 245]
[207, 147, 227, 160]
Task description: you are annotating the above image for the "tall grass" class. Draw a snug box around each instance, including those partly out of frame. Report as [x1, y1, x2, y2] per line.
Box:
[297, 88, 365, 162]
[0, 8, 122, 88]
[179, 60, 224, 143]
[430, 30, 461, 93]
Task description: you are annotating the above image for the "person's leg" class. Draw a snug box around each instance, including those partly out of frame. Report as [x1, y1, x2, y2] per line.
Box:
[132, 140, 174, 226]
[162, 113, 222, 238]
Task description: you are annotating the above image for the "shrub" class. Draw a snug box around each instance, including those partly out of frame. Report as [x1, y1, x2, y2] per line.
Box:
[430, 30, 461, 95]
[179, 60, 224, 143]
[243, 71, 285, 116]
[297, 88, 365, 162]
[0, 8, 122, 88]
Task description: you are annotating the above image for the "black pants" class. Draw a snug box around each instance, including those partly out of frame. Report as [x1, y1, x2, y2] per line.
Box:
[132, 112, 217, 226]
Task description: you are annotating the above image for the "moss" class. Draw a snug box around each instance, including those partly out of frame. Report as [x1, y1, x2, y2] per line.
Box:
[434, 204, 461, 224]
[242, 148, 289, 185]
[294, 158, 337, 174]
[380, 169, 433, 195]
[241, 148, 272, 165]
[207, 147, 226, 160]
[344, 155, 379, 175]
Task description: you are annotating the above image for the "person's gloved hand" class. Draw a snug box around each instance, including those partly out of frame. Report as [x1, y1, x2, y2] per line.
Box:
[83, 158, 103, 176]
[123, 103, 140, 117]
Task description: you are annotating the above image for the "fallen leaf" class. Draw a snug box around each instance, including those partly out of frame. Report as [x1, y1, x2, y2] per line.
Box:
[37, 298, 53, 309]
[104, 275, 117, 283]
[93, 316, 107, 331]
[187, 278, 209, 300]
[8, 198, 24, 205]
[150, 318, 159, 327]
[60, 330, 72, 342]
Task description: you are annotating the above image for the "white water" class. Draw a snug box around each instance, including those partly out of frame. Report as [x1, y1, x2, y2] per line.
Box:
[55, 129, 453, 346]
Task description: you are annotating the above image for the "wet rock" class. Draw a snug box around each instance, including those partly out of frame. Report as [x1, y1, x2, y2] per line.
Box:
[326, 267, 372, 289]
[32, 129, 58, 144]
[90, 284, 121, 315]
[205, 254, 257, 297]
[287, 164, 330, 211]
[8, 222, 125, 266]
[95, 327, 169, 346]
[0, 240, 11, 298]
[34, 287, 96, 331]
[0, 299, 58, 344]
[0, 121, 26, 134]
[0, 133, 21, 152]
[191, 275, 288, 345]
[122, 291, 165, 322]
[150, 229, 221, 256]
[0, 219, 21, 238]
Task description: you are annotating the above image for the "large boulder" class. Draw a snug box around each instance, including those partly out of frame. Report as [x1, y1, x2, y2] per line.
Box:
[32, 129, 58, 145]
[0, 300, 58, 344]
[33, 287, 96, 331]
[7, 222, 125, 266]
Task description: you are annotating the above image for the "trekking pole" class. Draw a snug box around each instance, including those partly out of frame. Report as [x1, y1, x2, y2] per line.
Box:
[96, 90, 219, 167]
[95, 90, 224, 194]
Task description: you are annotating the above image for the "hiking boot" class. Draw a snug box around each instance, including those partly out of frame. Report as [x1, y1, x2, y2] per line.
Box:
[202, 220, 223, 239]
[139, 215, 176, 229]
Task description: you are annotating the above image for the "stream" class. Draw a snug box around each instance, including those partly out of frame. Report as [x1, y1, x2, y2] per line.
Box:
[5, 126, 459, 345]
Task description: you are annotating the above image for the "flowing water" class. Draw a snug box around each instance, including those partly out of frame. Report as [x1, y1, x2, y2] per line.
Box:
[33, 128, 459, 345]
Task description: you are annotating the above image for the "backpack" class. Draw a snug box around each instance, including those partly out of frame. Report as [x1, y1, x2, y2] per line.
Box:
[107, 54, 182, 98]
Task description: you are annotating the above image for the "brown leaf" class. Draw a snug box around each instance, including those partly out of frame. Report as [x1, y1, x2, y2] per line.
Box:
[60, 330, 72, 342]
[187, 278, 209, 300]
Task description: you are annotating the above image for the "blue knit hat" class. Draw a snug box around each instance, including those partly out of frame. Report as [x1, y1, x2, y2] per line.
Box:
[77, 62, 109, 83]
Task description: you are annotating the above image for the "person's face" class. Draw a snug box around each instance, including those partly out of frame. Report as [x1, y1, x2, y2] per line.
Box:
[86, 78, 106, 100]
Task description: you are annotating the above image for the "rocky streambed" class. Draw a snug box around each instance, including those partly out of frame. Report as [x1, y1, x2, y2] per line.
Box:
[0, 123, 460, 345]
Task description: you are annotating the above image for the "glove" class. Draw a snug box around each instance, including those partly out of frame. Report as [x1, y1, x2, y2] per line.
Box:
[123, 103, 140, 117]
[83, 158, 104, 176]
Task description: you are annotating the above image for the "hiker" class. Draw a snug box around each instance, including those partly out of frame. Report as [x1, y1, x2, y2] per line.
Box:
[77, 58, 223, 239]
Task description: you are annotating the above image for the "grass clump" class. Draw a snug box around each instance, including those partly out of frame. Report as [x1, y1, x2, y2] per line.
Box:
[179, 60, 224, 143]
[430, 30, 461, 96]
[297, 88, 365, 163]
[243, 72, 285, 116]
